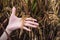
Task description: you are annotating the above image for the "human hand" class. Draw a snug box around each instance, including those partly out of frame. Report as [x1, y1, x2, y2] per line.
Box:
[6, 7, 39, 33]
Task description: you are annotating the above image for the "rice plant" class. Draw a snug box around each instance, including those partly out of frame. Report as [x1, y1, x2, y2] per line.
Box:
[0, 0, 60, 40]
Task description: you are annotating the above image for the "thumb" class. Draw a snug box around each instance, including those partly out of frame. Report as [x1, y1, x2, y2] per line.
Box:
[11, 7, 16, 16]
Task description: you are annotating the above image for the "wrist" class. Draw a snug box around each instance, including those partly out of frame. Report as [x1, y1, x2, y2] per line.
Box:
[6, 25, 12, 35]
[5, 29, 12, 35]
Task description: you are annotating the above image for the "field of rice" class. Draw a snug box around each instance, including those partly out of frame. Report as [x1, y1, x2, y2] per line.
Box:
[0, 0, 60, 40]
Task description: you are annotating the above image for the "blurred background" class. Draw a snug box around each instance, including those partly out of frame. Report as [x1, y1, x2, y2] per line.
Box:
[0, 0, 60, 40]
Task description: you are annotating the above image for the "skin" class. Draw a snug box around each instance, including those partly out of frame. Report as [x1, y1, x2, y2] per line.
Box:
[0, 7, 39, 40]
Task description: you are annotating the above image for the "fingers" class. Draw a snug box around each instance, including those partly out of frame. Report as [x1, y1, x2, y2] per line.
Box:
[11, 7, 16, 16]
[24, 23, 37, 28]
[18, 18, 39, 32]
[26, 18, 37, 21]
[23, 27, 31, 31]
[25, 21, 39, 26]
[23, 20, 39, 31]
[24, 18, 39, 28]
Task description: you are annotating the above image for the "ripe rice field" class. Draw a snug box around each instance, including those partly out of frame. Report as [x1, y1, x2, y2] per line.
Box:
[0, 0, 60, 40]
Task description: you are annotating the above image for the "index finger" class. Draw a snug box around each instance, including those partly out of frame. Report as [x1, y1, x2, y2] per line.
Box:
[25, 18, 37, 21]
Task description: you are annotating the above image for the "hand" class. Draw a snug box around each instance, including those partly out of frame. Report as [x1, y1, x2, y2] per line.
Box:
[6, 7, 39, 32]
